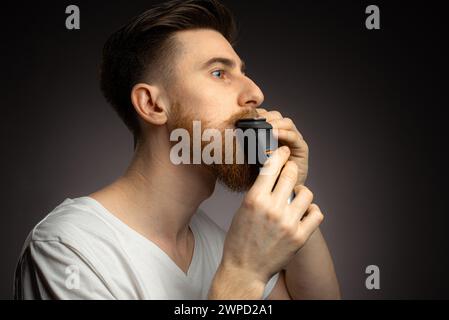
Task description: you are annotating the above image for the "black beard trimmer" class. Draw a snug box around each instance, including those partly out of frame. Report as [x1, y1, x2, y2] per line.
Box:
[235, 118, 295, 204]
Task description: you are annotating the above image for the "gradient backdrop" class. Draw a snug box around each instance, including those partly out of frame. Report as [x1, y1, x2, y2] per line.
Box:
[1, 0, 448, 299]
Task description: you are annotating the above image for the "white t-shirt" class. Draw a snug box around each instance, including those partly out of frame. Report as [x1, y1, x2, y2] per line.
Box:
[14, 196, 279, 300]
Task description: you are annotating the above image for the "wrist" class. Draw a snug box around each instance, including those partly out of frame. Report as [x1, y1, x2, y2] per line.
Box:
[208, 262, 267, 299]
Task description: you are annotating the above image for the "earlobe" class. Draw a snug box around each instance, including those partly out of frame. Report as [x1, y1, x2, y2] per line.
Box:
[131, 83, 168, 126]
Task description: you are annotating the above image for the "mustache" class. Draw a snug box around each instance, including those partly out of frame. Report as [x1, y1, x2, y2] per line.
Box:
[225, 108, 261, 129]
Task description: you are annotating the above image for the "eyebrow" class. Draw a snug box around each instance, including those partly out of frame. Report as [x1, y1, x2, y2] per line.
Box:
[200, 57, 246, 73]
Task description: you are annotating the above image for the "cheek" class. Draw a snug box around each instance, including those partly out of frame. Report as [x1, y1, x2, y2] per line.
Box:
[181, 87, 235, 127]
[174, 69, 245, 127]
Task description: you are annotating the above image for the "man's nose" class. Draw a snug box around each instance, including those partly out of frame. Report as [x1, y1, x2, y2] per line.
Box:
[238, 76, 265, 109]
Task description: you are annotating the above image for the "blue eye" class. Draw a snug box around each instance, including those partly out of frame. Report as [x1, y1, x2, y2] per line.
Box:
[211, 70, 224, 78]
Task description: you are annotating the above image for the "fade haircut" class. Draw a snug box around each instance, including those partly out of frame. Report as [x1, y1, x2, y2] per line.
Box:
[100, 0, 237, 148]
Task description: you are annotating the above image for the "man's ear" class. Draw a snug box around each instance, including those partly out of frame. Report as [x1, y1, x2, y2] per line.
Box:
[131, 83, 168, 125]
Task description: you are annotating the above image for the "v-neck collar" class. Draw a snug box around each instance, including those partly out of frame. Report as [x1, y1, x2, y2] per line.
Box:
[76, 196, 201, 280]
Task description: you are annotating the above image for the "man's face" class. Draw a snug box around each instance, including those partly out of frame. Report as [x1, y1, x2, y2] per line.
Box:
[165, 29, 265, 191]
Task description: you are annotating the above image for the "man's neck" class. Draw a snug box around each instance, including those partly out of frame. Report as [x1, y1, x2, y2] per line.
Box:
[89, 129, 217, 248]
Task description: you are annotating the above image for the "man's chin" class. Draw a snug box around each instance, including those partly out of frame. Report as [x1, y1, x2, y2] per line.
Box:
[210, 163, 259, 193]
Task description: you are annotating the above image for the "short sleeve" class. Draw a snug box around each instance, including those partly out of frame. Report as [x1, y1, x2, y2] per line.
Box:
[14, 240, 115, 300]
[262, 272, 280, 300]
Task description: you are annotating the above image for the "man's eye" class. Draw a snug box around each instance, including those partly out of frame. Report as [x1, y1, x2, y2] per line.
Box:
[211, 70, 224, 78]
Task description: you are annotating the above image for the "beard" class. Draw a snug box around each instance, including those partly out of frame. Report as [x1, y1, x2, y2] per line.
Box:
[169, 103, 260, 193]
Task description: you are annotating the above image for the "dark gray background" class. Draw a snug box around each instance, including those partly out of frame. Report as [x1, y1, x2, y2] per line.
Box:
[1, 0, 447, 299]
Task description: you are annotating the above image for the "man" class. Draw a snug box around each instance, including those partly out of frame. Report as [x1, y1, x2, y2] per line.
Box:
[14, 0, 340, 299]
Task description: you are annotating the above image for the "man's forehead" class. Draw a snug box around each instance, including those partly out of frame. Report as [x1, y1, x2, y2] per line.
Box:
[173, 29, 241, 68]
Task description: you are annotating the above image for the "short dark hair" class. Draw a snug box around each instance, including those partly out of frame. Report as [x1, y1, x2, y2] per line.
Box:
[99, 0, 237, 147]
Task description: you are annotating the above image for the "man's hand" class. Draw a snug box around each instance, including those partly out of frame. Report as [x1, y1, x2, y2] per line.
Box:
[257, 108, 309, 186]
[208, 146, 324, 299]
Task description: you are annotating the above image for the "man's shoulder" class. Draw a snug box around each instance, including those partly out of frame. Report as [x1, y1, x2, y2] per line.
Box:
[15, 197, 125, 299]
[28, 197, 117, 246]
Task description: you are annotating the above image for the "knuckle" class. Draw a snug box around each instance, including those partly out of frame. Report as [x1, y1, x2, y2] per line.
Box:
[309, 204, 324, 223]
[293, 231, 306, 245]
[318, 213, 324, 223]
[243, 193, 263, 210]
[284, 117, 294, 126]
[279, 221, 295, 236]
[273, 147, 289, 160]
[301, 186, 314, 203]
[266, 210, 281, 223]
[315, 208, 324, 223]
[302, 140, 309, 152]
[308, 190, 314, 203]
[282, 163, 298, 182]
[266, 205, 281, 218]
[272, 111, 282, 118]
[242, 198, 255, 211]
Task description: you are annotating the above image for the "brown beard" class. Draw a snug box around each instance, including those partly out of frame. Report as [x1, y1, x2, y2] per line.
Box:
[169, 103, 260, 192]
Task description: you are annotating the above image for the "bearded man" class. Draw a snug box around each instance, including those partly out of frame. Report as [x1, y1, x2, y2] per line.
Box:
[14, 0, 340, 300]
